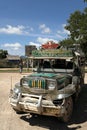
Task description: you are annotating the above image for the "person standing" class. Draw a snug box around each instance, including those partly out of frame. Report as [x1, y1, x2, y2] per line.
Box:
[19, 59, 23, 73]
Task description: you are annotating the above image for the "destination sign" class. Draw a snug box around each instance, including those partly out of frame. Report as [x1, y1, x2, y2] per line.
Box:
[32, 49, 73, 57]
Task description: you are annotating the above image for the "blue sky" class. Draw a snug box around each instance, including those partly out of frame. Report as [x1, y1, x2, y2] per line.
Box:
[0, 0, 87, 56]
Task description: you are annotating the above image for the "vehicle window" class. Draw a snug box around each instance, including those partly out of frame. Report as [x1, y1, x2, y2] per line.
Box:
[52, 59, 66, 69]
[66, 62, 73, 69]
[43, 61, 51, 68]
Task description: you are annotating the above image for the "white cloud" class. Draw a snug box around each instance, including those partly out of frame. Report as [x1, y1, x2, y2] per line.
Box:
[3, 42, 22, 50]
[63, 28, 70, 35]
[1, 42, 24, 55]
[39, 24, 46, 29]
[39, 24, 51, 34]
[56, 34, 64, 39]
[62, 24, 70, 35]
[28, 37, 58, 49]
[29, 42, 40, 48]
[57, 24, 70, 35]
[56, 24, 70, 39]
[37, 37, 58, 44]
[0, 25, 32, 35]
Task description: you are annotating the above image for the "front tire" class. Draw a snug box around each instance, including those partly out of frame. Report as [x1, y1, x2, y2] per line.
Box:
[62, 97, 73, 122]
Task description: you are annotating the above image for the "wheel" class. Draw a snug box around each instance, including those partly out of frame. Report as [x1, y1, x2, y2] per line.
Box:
[61, 97, 73, 122]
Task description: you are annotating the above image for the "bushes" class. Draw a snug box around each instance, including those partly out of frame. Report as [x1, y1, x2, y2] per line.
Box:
[0, 59, 19, 68]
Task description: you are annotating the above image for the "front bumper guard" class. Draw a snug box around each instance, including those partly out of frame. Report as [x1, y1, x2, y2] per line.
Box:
[19, 94, 43, 114]
[9, 93, 65, 117]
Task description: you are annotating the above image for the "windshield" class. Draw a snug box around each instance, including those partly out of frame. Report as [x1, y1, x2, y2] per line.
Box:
[33, 59, 73, 73]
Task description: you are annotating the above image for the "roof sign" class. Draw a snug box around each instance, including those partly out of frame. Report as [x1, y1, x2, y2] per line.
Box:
[32, 49, 73, 57]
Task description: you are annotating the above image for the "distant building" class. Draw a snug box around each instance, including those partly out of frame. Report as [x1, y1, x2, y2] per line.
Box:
[25, 45, 37, 56]
[7, 54, 20, 67]
[7, 55, 20, 61]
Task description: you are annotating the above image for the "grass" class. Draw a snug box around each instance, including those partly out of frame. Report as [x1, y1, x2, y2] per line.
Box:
[0, 68, 32, 73]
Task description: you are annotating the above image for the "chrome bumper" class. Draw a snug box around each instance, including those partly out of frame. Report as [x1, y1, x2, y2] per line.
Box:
[9, 93, 65, 117]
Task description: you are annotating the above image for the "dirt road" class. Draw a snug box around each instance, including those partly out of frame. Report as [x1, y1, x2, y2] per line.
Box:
[0, 73, 87, 130]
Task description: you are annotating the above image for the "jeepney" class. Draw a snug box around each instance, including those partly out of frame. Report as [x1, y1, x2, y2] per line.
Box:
[9, 45, 85, 122]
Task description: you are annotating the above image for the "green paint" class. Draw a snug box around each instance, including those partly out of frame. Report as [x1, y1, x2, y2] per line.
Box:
[58, 78, 65, 84]
[30, 73, 56, 78]
[32, 49, 73, 57]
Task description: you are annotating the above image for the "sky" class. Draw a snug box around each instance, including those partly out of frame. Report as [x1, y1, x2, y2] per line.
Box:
[0, 0, 87, 56]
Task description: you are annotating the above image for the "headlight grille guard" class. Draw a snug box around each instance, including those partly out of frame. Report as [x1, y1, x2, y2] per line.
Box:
[20, 77, 56, 91]
[20, 77, 47, 89]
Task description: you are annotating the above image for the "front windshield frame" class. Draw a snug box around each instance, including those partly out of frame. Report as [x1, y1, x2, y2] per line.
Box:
[32, 58, 74, 73]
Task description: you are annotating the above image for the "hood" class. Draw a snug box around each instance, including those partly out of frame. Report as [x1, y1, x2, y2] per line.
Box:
[29, 73, 57, 78]
[20, 72, 70, 95]
[28, 72, 68, 80]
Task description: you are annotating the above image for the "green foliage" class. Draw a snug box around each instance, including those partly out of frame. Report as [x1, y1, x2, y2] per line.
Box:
[64, 7, 87, 58]
[0, 50, 8, 59]
[84, 0, 87, 2]
[65, 11, 83, 40]
[59, 38, 74, 47]
[80, 38, 87, 58]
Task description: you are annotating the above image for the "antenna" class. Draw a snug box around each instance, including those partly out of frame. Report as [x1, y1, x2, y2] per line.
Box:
[11, 76, 12, 90]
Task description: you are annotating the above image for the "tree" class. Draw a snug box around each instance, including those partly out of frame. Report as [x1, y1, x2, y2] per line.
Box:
[84, 0, 87, 2]
[0, 50, 8, 59]
[59, 38, 74, 47]
[65, 8, 87, 57]
[65, 11, 83, 41]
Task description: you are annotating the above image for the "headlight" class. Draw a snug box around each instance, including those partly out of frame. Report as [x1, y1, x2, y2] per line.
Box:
[20, 78, 28, 86]
[47, 80, 56, 90]
[12, 88, 20, 99]
[14, 88, 20, 94]
[22, 80, 28, 86]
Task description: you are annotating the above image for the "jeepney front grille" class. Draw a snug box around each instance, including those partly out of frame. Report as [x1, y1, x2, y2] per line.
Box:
[29, 79, 46, 89]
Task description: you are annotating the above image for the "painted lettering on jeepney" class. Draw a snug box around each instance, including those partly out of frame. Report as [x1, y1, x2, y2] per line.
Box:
[32, 50, 73, 57]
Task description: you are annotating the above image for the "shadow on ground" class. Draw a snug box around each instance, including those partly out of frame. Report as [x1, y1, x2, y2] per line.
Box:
[20, 84, 87, 130]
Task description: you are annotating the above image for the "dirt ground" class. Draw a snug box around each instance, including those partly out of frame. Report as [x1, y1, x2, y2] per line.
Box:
[0, 72, 87, 130]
